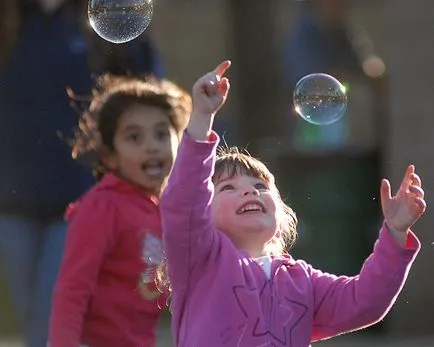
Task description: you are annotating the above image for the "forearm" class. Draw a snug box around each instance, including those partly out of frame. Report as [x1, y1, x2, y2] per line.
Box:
[161, 130, 219, 284]
[312, 223, 420, 340]
[186, 112, 215, 141]
[386, 222, 408, 248]
[161, 130, 217, 209]
[353, 223, 419, 300]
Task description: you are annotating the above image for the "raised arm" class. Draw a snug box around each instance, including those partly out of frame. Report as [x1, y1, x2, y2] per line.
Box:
[311, 165, 425, 340]
[310, 223, 420, 341]
[160, 61, 231, 289]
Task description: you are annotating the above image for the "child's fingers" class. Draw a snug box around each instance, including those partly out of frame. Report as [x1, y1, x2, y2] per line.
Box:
[218, 77, 230, 94]
[214, 60, 231, 78]
[380, 178, 392, 204]
[414, 197, 427, 213]
[409, 185, 424, 199]
[194, 61, 231, 98]
[410, 173, 422, 187]
[398, 165, 415, 192]
[197, 73, 218, 96]
[204, 81, 217, 96]
[203, 75, 230, 97]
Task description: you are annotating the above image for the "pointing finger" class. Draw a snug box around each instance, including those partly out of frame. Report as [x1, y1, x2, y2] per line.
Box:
[399, 165, 415, 192]
[214, 60, 231, 78]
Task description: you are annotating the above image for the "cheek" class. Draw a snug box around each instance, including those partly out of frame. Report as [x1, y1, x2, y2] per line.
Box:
[113, 142, 136, 162]
[266, 197, 279, 222]
[211, 198, 234, 229]
[270, 202, 280, 230]
[119, 153, 139, 166]
[267, 194, 279, 213]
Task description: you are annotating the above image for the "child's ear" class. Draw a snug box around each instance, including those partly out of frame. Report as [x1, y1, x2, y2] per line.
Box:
[101, 147, 118, 171]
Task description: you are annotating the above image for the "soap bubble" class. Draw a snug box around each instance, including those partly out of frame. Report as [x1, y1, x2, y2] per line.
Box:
[293, 73, 348, 125]
[88, 0, 153, 44]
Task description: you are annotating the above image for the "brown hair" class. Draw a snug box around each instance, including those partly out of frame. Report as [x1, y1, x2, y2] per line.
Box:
[70, 73, 192, 180]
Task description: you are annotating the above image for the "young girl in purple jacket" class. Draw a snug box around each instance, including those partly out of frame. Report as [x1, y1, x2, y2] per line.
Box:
[160, 61, 426, 347]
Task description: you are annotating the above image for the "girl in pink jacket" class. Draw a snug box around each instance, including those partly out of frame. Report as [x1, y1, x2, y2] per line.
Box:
[49, 74, 191, 347]
[160, 61, 426, 347]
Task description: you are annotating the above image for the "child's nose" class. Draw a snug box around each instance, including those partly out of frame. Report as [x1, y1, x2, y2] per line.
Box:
[145, 138, 159, 152]
[242, 187, 259, 196]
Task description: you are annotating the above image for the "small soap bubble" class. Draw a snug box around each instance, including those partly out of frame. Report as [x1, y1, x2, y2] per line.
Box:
[88, 0, 153, 44]
[293, 73, 348, 125]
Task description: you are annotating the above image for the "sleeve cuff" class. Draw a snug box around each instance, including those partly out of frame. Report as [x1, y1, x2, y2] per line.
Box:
[380, 222, 421, 255]
[183, 129, 219, 144]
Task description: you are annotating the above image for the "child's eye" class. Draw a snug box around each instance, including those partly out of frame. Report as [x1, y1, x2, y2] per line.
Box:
[128, 133, 141, 143]
[254, 182, 268, 190]
[219, 184, 234, 191]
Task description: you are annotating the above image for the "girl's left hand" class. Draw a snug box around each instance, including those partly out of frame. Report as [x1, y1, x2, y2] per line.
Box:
[381, 165, 426, 235]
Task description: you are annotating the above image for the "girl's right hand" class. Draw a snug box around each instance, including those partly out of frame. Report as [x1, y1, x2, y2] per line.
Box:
[187, 60, 231, 141]
[192, 60, 231, 117]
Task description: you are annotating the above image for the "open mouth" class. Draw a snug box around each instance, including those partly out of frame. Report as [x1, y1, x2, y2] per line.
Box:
[236, 202, 266, 215]
[141, 159, 165, 177]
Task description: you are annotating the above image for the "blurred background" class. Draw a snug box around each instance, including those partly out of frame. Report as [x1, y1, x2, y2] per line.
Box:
[1, 0, 433, 346]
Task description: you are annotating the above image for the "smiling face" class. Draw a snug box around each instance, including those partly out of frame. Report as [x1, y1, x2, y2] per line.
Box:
[212, 173, 279, 254]
[211, 150, 282, 257]
[104, 104, 179, 196]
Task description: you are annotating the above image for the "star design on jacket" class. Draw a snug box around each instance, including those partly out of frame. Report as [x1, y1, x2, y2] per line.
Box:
[232, 281, 308, 346]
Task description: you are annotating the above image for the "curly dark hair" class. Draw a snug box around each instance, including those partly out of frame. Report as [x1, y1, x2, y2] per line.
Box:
[70, 73, 192, 180]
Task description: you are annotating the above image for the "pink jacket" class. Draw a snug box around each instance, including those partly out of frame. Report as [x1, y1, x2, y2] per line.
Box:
[50, 173, 166, 347]
[160, 131, 420, 347]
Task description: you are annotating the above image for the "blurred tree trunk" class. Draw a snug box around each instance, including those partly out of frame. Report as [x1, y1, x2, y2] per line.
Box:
[225, 0, 286, 160]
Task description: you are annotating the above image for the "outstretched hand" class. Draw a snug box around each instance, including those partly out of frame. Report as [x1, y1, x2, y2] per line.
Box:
[192, 60, 231, 116]
[381, 165, 426, 235]
[187, 60, 231, 141]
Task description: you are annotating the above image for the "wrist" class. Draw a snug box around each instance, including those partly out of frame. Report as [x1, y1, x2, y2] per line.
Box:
[187, 112, 215, 141]
[386, 222, 408, 247]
